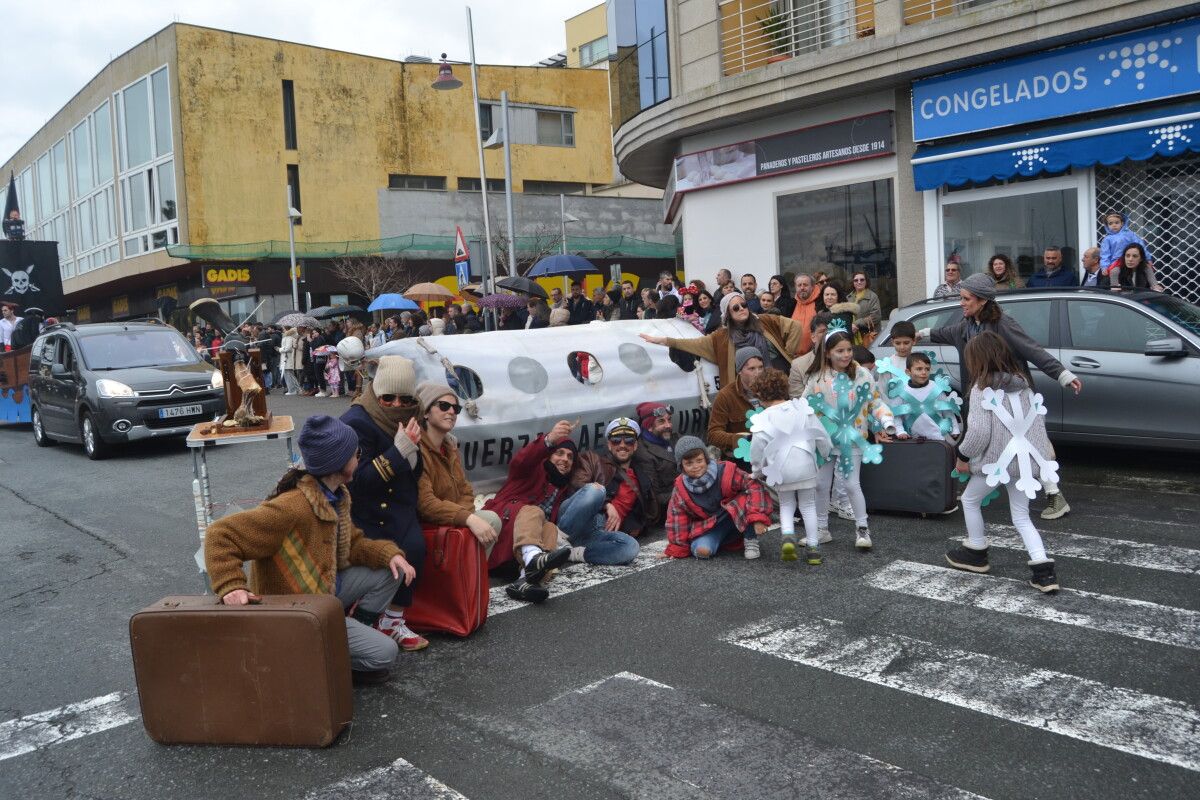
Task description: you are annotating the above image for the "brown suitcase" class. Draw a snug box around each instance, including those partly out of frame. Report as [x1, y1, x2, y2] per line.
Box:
[129, 594, 353, 747]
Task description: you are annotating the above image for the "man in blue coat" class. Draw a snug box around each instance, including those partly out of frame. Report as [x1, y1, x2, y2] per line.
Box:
[341, 356, 428, 651]
[1026, 247, 1078, 288]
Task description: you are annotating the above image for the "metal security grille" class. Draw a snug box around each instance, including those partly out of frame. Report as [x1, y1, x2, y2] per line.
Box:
[1096, 153, 1200, 305]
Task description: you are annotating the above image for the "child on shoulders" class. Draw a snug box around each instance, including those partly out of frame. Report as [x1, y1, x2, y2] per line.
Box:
[1099, 211, 1159, 287]
[664, 437, 774, 561]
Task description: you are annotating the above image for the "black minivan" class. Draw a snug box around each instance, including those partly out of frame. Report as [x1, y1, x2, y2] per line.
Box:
[29, 321, 224, 459]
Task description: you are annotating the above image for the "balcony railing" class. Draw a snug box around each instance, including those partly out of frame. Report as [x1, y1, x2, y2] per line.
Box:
[902, 0, 1002, 25]
[720, 0, 875, 77]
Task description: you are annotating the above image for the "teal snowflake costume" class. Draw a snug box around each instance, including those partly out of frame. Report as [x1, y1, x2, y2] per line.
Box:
[732, 406, 763, 463]
[806, 371, 884, 478]
[888, 373, 962, 438]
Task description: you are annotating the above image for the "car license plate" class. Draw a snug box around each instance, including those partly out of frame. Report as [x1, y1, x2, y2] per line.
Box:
[159, 404, 204, 419]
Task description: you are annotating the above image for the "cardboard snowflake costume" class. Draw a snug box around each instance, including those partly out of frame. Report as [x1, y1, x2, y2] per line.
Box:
[748, 398, 832, 490]
[958, 377, 1059, 500]
[888, 374, 962, 441]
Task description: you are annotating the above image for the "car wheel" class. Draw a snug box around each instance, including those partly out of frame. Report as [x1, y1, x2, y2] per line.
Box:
[31, 407, 56, 447]
[80, 412, 111, 460]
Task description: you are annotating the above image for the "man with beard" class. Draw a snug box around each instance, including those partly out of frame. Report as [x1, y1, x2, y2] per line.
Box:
[482, 419, 577, 603]
[790, 273, 819, 355]
[564, 418, 654, 564]
[340, 356, 429, 651]
[631, 401, 679, 526]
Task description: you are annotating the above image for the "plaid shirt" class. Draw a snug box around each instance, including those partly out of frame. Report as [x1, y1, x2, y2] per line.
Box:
[664, 462, 774, 558]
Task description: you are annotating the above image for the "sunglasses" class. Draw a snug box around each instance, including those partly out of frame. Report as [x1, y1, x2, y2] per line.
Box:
[608, 435, 637, 446]
[727, 303, 746, 312]
[435, 400, 462, 414]
[379, 394, 415, 405]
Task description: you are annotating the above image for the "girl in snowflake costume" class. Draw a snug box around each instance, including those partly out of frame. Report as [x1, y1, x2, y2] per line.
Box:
[946, 332, 1060, 593]
[747, 369, 832, 563]
[802, 325, 895, 551]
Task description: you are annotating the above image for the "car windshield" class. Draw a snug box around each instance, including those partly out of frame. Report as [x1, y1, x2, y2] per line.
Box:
[78, 330, 201, 369]
[1136, 295, 1200, 337]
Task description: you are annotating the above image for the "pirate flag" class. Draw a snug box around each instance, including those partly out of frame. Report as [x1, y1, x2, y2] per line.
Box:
[0, 240, 63, 316]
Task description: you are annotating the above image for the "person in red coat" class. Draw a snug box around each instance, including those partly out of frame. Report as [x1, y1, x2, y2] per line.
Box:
[482, 420, 576, 604]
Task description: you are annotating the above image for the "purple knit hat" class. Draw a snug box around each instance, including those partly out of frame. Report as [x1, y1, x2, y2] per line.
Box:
[298, 415, 359, 476]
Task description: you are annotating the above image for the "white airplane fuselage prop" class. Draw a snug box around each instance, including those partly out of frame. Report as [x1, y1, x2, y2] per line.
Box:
[366, 319, 719, 492]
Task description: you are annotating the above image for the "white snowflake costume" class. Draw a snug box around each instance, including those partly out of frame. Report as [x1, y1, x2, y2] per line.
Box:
[978, 386, 1059, 499]
[748, 398, 833, 549]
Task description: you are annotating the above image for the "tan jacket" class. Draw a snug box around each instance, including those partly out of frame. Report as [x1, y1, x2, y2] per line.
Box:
[708, 382, 755, 459]
[662, 315, 805, 389]
[417, 431, 476, 526]
[204, 475, 400, 599]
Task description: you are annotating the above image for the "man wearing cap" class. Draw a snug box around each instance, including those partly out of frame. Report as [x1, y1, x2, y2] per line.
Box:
[0, 302, 21, 352]
[562, 418, 652, 563]
[341, 356, 429, 652]
[480, 420, 577, 603]
[708, 347, 765, 467]
[631, 401, 679, 525]
[205, 415, 416, 686]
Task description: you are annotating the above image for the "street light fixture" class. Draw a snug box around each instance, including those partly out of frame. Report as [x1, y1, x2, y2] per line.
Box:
[286, 185, 302, 312]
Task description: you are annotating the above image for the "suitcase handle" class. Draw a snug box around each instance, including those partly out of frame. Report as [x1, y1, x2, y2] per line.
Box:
[431, 526, 450, 568]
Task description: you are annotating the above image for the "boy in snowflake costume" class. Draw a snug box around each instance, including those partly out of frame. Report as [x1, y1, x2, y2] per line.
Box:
[801, 322, 896, 552]
[946, 332, 1060, 593]
[891, 352, 961, 442]
[747, 369, 832, 563]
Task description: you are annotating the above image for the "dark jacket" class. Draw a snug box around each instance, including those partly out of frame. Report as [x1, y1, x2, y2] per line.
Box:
[340, 404, 425, 604]
[483, 435, 569, 567]
[928, 313, 1075, 395]
[615, 293, 641, 321]
[631, 435, 678, 524]
[571, 449, 659, 535]
[567, 295, 595, 325]
[1026, 268, 1078, 288]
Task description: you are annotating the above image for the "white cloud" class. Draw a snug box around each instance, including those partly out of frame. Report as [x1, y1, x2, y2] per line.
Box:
[0, 0, 600, 163]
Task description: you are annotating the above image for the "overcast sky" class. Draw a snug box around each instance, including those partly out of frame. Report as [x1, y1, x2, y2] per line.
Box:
[0, 0, 600, 164]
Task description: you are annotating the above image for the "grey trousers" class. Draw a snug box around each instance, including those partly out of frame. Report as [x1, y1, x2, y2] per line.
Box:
[335, 566, 402, 671]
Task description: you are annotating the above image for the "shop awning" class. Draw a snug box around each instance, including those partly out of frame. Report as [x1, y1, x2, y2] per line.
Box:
[912, 102, 1200, 191]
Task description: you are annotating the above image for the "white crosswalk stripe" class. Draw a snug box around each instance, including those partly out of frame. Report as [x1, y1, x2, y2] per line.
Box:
[977, 525, 1200, 575]
[488, 539, 669, 616]
[723, 616, 1200, 772]
[0, 692, 136, 762]
[304, 756, 469, 799]
[863, 560, 1200, 650]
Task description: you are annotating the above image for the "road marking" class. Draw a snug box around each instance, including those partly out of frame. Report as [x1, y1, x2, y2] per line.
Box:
[489, 539, 669, 616]
[0, 692, 136, 762]
[724, 616, 1200, 772]
[304, 755, 468, 799]
[978, 526, 1200, 575]
[492, 671, 990, 798]
[864, 560, 1200, 650]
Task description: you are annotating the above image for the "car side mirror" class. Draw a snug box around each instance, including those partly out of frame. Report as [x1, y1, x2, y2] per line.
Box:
[50, 363, 67, 377]
[1144, 337, 1187, 358]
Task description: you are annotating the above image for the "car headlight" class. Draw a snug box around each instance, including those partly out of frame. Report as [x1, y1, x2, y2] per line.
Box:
[210, 370, 224, 389]
[96, 378, 136, 398]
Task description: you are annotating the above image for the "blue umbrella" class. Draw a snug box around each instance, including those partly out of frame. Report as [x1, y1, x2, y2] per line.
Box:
[368, 293, 419, 311]
[527, 254, 597, 277]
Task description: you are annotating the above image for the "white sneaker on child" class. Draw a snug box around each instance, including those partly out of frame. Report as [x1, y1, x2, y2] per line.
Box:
[832, 498, 855, 521]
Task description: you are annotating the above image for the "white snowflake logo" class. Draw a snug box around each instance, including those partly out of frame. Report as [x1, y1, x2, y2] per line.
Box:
[1098, 36, 1181, 91]
[1013, 146, 1049, 170]
[979, 387, 1059, 499]
[1149, 123, 1193, 151]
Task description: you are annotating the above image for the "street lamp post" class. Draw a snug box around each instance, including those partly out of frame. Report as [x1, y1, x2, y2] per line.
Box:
[485, 91, 517, 279]
[286, 185, 301, 311]
[559, 193, 580, 295]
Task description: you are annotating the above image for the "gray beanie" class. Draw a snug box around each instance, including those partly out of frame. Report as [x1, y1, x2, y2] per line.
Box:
[674, 435, 708, 465]
[959, 272, 998, 300]
[719, 291, 743, 321]
[735, 346, 763, 374]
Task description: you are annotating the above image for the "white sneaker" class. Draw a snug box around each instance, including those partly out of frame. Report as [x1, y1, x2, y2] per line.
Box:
[818, 529, 833, 544]
[832, 498, 855, 521]
[743, 538, 761, 560]
[284, 391, 297, 396]
[855, 527, 873, 551]
[314, 390, 328, 397]
[568, 546, 587, 563]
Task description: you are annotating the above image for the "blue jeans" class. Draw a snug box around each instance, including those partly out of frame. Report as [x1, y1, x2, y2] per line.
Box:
[557, 484, 640, 565]
[689, 516, 745, 559]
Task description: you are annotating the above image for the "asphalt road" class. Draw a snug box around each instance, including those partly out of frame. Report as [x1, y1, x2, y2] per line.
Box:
[1, 394, 1197, 800]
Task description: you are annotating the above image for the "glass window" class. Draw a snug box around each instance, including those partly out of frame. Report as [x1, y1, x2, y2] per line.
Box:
[282, 79, 298, 150]
[73, 121, 93, 196]
[458, 177, 506, 192]
[387, 174, 446, 190]
[51, 140, 69, 209]
[151, 68, 172, 157]
[157, 161, 176, 221]
[479, 103, 494, 141]
[1068, 300, 1170, 353]
[19, 168, 35, 225]
[36, 153, 54, 219]
[942, 187, 1078, 282]
[997, 299, 1053, 348]
[523, 180, 585, 195]
[77, 197, 94, 252]
[777, 178, 898, 315]
[123, 175, 148, 232]
[94, 101, 114, 184]
[95, 187, 113, 243]
[579, 35, 609, 67]
[122, 78, 152, 169]
[609, 0, 670, 126]
[536, 111, 574, 146]
[286, 164, 301, 220]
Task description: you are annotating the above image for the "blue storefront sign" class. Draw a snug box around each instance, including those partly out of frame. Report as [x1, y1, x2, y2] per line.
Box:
[912, 18, 1200, 141]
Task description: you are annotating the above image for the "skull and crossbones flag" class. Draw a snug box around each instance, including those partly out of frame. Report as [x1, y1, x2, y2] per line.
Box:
[0, 240, 63, 315]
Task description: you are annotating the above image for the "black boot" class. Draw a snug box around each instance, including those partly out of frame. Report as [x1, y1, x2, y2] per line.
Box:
[351, 606, 380, 627]
[1029, 561, 1060, 594]
[352, 669, 391, 686]
[523, 545, 572, 585]
[945, 544, 990, 573]
[505, 579, 549, 604]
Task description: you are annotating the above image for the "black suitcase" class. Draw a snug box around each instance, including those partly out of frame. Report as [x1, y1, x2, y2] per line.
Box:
[860, 439, 956, 515]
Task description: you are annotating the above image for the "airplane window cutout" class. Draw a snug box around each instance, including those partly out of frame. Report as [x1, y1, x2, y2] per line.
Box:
[567, 351, 603, 386]
[446, 365, 484, 400]
[507, 356, 549, 395]
[618, 343, 653, 375]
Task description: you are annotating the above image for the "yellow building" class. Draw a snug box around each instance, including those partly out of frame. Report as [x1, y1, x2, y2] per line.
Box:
[1, 23, 616, 321]
[566, 4, 611, 69]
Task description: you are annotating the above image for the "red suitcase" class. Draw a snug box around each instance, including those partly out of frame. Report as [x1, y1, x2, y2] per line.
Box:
[406, 525, 489, 637]
[129, 594, 353, 747]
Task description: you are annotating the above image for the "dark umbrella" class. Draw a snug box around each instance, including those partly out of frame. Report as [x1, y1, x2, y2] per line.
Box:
[527, 254, 596, 277]
[270, 308, 302, 324]
[314, 304, 370, 323]
[477, 292, 528, 309]
[495, 275, 548, 299]
[307, 305, 333, 319]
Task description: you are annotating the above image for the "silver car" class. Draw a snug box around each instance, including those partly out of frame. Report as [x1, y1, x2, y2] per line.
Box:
[873, 288, 1200, 451]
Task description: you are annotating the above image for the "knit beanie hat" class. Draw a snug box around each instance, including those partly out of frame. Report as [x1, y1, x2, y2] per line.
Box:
[372, 356, 416, 397]
[549, 438, 578, 456]
[298, 415, 359, 476]
[636, 401, 671, 432]
[416, 382, 456, 414]
[549, 307, 570, 326]
[674, 435, 708, 465]
[735, 346, 763, 374]
[959, 272, 998, 301]
[719, 291, 743, 321]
